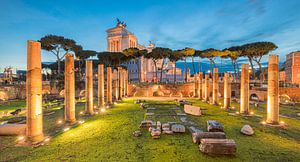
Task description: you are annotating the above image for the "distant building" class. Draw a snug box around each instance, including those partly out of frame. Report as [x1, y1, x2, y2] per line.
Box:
[285, 51, 300, 84]
[279, 71, 286, 82]
[106, 20, 184, 82]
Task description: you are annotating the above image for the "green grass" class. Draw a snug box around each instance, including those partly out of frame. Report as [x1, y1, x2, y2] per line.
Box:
[0, 98, 300, 162]
[0, 100, 26, 113]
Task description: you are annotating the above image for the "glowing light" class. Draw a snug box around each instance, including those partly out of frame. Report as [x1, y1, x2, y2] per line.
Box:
[219, 102, 222, 105]
[280, 121, 285, 125]
[63, 127, 70, 132]
[79, 111, 84, 115]
[94, 106, 97, 109]
[101, 108, 106, 112]
[79, 120, 85, 124]
[261, 121, 267, 125]
[44, 137, 50, 142]
[95, 111, 99, 114]
[232, 106, 235, 109]
[250, 111, 254, 115]
[17, 136, 25, 141]
[57, 120, 63, 124]
[106, 106, 109, 108]
[235, 111, 239, 114]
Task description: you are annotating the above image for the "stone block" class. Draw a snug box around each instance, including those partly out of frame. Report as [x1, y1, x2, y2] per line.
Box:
[192, 132, 226, 144]
[184, 105, 201, 116]
[171, 124, 185, 133]
[199, 139, 236, 155]
[207, 120, 224, 132]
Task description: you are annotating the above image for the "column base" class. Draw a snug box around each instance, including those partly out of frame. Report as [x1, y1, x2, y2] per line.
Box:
[27, 134, 44, 144]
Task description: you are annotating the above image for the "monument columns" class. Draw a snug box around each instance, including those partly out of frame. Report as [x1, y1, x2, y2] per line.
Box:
[64, 54, 76, 123]
[223, 73, 231, 109]
[122, 69, 125, 97]
[198, 72, 203, 100]
[212, 68, 218, 105]
[125, 69, 128, 96]
[240, 64, 249, 114]
[85, 60, 94, 115]
[267, 55, 279, 124]
[204, 74, 209, 102]
[107, 67, 112, 104]
[26, 40, 44, 142]
[98, 64, 105, 108]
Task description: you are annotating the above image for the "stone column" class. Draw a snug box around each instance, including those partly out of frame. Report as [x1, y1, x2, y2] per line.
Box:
[26, 40, 44, 142]
[223, 73, 231, 109]
[85, 60, 94, 115]
[212, 68, 218, 105]
[107, 67, 112, 104]
[64, 54, 76, 123]
[267, 55, 279, 124]
[122, 69, 125, 97]
[118, 67, 122, 100]
[194, 73, 198, 97]
[204, 74, 209, 102]
[125, 69, 128, 96]
[198, 72, 203, 100]
[113, 80, 118, 101]
[240, 64, 249, 114]
[98, 64, 104, 108]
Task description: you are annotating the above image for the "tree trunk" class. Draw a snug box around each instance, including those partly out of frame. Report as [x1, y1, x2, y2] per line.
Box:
[247, 56, 255, 79]
[192, 56, 196, 74]
[184, 58, 188, 83]
[256, 61, 265, 81]
[160, 59, 165, 83]
[136, 58, 140, 83]
[174, 61, 177, 84]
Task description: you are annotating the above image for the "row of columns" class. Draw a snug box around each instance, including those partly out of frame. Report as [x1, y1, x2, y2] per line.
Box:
[194, 55, 280, 124]
[26, 40, 129, 143]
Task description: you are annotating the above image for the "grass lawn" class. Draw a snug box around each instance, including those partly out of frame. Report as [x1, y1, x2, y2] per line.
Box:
[0, 98, 300, 162]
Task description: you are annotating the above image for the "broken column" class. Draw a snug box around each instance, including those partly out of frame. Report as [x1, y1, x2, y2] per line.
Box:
[223, 73, 231, 109]
[107, 67, 112, 104]
[64, 54, 76, 123]
[26, 40, 44, 142]
[204, 74, 209, 102]
[267, 55, 279, 124]
[240, 64, 249, 114]
[212, 68, 218, 105]
[198, 72, 203, 100]
[118, 67, 122, 100]
[85, 60, 94, 115]
[98, 64, 104, 108]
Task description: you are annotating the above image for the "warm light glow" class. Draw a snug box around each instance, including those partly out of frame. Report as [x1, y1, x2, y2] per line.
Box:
[79, 120, 85, 124]
[17, 136, 25, 141]
[57, 120, 63, 124]
[63, 127, 70, 132]
[79, 111, 84, 115]
[250, 111, 254, 115]
[280, 121, 285, 125]
[219, 102, 222, 105]
[95, 111, 99, 114]
[44, 137, 50, 142]
[232, 106, 235, 109]
[106, 106, 109, 108]
[235, 111, 239, 114]
[261, 121, 267, 125]
[101, 108, 106, 112]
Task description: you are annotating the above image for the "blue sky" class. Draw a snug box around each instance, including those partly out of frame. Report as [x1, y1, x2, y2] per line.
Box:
[1, 0, 300, 71]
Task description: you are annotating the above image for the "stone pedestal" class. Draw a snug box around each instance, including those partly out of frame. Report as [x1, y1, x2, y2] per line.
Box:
[26, 40, 44, 142]
[85, 60, 94, 115]
[267, 55, 279, 124]
[64, 54, 76, 123]
[240, 64, 249, 114]
[198, 72, 203, 100]
[204, 74, 209, 102]
[212, 68, 218, 105]
[194, 73, 198, 97]
[223, 73, 231, 109]
[107, 67, 112, 104]
[98, 64, 104, 108]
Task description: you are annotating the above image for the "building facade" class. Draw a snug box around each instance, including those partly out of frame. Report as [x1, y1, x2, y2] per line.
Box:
[106, 20, 185, 83]
[285, 51, 300, 84]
